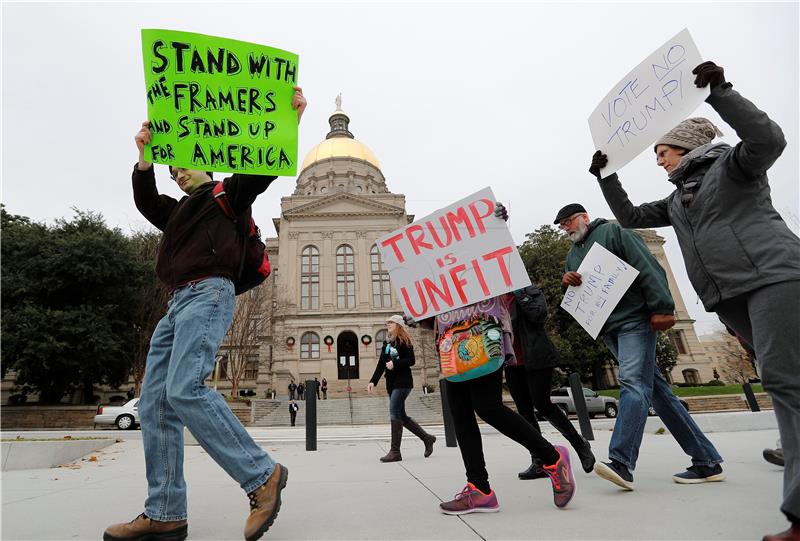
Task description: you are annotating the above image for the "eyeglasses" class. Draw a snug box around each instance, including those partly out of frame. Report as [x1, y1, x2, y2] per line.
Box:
[558, 213, 585, 229]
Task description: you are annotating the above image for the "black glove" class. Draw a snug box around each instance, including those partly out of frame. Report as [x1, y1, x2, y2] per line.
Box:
[402, 314, 418, 328]
[692, 61, 725, 89]
[494, 202, 508, 222]
[589, 150, 608, 180]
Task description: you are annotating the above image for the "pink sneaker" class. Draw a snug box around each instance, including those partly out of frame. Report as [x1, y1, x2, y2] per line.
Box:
[439, 483, 500, 515]
[541, 445, 576, 508]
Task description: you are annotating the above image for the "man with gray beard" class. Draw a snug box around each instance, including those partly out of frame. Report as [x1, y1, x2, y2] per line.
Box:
[555, 204, 724, 491]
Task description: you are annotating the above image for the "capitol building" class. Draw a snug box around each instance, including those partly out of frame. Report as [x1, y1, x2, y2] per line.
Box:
[212, 100, 716, 400]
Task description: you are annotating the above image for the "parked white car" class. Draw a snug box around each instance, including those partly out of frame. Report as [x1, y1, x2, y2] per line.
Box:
[550, 387, 619, 418]
[94, 398, 140, 430]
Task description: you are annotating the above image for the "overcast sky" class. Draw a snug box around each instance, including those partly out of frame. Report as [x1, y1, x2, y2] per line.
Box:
[3, 1, 798, 335]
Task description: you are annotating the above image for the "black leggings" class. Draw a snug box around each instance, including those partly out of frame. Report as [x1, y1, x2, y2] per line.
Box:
[444, 367, 559, 493]
[504, 365, 585, 451]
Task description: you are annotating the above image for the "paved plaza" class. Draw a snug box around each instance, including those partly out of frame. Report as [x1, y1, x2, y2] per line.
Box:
[1, 415, 786, 540]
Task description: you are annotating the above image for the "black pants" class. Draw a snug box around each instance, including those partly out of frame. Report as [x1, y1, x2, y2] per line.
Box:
[290, 412, 297, 426]
[504, 365, 585, 451]
[445, 366, 559, 492]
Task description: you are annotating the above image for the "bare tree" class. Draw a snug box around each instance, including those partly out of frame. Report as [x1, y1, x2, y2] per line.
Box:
[718, 336, 756, 384]
[222, 284, 268, 397]
[131, 230, 168, 396]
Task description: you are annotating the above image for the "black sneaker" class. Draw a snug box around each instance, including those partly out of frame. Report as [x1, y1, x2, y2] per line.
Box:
[763, 448, 785, 467]
[673, 464, 725, 484]
[594, 460, 634, 491]
[518, 458, 548, 480]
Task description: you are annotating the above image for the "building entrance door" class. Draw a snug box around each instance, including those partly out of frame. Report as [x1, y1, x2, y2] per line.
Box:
[336, 331, 359, 381]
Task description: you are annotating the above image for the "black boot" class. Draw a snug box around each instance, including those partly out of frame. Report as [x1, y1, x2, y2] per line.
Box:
[380, 420, 403, 462]
[545, 406, 596, 473]
[403, 418, 436, 457]
[572, 437, 596, 473]
[518, 456, 548, 480]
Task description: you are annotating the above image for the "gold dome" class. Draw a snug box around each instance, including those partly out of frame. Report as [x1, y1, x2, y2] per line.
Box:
[300, 137, 381, 171]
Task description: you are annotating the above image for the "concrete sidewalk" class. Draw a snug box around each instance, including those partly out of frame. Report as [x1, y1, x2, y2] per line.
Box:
[1, 421, 787, 540]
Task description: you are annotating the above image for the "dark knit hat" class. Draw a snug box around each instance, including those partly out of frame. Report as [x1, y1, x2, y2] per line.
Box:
[654, 117, 723, 151]
[553, 203, 587, 224]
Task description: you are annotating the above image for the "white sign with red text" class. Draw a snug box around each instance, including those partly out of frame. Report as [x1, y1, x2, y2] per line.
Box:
[560, 243, 640, 339]
[377, 187, 531, 321]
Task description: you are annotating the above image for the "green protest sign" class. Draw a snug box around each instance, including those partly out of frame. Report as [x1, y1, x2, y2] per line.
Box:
[141, 29, 299, 176]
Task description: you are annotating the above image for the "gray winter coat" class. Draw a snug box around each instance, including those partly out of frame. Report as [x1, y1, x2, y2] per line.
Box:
[598, 83, 800, 311]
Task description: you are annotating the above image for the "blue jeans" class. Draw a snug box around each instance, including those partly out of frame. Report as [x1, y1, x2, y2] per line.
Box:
[139, 277, 274, 521]
[603, 320, 722, 470]
[388, 388, 412, 422]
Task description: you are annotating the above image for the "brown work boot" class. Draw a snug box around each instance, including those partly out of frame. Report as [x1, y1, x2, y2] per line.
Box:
[103, 513, 187, 541]
[244, 464, 289, 541]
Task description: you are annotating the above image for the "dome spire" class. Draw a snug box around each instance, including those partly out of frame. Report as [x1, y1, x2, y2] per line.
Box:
[326, 93, 354, 140]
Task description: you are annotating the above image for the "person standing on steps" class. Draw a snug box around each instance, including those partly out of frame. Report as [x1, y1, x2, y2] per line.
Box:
[368, 315, 436, 462]
[288, 400, 299, 427]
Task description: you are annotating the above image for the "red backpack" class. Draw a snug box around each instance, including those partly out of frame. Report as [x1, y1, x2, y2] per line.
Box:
[211, 182, 271, 295]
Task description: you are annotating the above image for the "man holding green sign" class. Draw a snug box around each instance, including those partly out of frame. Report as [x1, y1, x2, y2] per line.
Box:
[103, 31, 305, 541]
[140, 29, 300, 177]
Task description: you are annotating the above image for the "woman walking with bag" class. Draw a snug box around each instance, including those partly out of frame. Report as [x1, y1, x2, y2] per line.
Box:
[368, 315, 436, 462]
[412, 204, 576, 514]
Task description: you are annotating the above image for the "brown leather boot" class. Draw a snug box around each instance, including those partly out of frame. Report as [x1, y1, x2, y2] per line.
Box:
[403, 418, 436, 457]
[103, 513, 187, 541]
[380, 420, 403, 462]
[244, 464, 289, 541]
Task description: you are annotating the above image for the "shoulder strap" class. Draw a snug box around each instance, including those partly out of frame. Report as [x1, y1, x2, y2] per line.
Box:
[212, 182, 237, 223]
[211, 181, 247, 281]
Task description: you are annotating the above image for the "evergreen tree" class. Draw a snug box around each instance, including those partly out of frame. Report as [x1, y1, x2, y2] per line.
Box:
[2, 208, 144, 403]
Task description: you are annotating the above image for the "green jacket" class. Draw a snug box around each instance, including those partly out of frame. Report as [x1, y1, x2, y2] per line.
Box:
[565, 219, 674, 334]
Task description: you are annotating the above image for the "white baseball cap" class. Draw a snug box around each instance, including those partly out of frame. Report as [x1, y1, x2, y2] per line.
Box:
[385, 315, 405, 327]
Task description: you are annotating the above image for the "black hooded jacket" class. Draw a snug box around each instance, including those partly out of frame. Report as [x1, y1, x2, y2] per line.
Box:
[511, 286, 560, 371]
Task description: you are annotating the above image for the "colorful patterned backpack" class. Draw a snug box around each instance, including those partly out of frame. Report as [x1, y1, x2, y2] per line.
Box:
[438, 317, 505, 382]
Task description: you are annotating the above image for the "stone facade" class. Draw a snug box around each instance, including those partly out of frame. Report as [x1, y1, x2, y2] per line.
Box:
[215, 105, 439, 400]
[699, 330, 759, 384]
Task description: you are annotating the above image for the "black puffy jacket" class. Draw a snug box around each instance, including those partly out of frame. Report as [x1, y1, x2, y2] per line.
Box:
[511, 286, 560, 370]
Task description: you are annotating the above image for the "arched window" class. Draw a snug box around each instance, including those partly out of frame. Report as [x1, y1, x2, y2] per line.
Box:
[336, 244, 356, 309]
[300, 245, 320, 310]
[375, 329, 388, 358]
[301, 332, 320, 359]
[370, 244, 391, 308]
